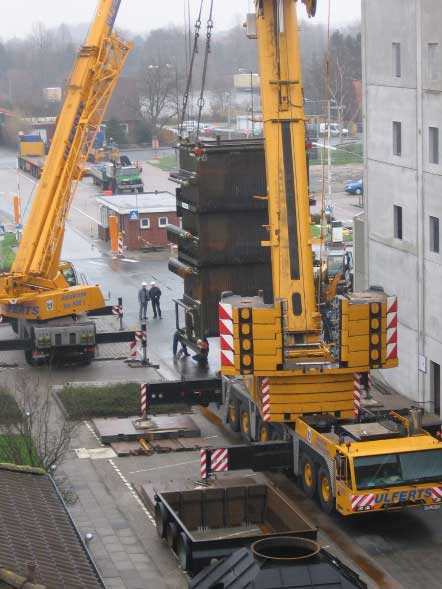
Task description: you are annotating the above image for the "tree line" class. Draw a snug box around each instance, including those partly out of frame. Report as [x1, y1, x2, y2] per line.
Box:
[0, 19, 361, 145]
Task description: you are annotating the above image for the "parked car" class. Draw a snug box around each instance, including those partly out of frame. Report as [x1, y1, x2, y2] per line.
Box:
[345, 178, 363, 195]
[319, 122, 349, 137]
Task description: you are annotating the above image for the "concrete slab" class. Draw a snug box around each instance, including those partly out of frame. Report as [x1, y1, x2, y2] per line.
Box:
[75, 447, 117, 459]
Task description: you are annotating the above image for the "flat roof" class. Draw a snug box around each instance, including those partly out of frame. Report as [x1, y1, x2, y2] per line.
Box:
[96, 191, 176, 214]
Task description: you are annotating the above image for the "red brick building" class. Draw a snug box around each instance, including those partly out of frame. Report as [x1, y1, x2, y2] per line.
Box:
[97, 191, 179, 250]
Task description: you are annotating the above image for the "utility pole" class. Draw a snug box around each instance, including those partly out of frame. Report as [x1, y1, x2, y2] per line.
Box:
[250, 71, 255, 135]
[327, 99, 332, 211]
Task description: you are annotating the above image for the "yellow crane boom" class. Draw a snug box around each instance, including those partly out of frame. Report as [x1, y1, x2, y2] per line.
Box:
[0, 0, 131, 321]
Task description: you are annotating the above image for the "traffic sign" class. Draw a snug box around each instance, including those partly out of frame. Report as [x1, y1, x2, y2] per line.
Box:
[129, 210, 139, 221]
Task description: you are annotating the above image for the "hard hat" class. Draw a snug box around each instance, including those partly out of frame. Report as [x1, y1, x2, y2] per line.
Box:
[141, 281, 147, 286]
[150, 281, 156, 285]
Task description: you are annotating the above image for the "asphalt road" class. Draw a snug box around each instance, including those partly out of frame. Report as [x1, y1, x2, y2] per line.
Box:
[1, 146, 441, 589]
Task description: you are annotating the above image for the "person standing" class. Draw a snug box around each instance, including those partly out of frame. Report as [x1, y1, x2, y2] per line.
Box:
[149, 281, 162, 319]
[138, 282, 150, 320]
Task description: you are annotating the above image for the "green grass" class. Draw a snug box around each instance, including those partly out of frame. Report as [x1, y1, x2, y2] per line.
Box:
[58, 383, 142, 419]
[57, 383, 190, 419]
[0, 434, 39, 466]
[157, 154, 177, 172]
[0, 392, 21, 424]
[311, 142, 363, 166]
[0, 232, 18, 271]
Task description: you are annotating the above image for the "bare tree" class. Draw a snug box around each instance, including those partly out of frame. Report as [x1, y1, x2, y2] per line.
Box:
[137, 63, 178, 131]
[0, 376, 78, 470]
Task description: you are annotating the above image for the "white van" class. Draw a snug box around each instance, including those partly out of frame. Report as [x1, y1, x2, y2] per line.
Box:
[319, 122, 348, 137]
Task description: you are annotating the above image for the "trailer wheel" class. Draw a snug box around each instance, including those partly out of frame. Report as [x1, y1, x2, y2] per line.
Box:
[300, 454, 316, 498]
[155, 502, 169, 539]
[318, 466, 334, 514]
[227, 398, 240, 432]
[177, 532, 193, 571]
[240, 404, 251, 441]
[166, 521, 179, 552]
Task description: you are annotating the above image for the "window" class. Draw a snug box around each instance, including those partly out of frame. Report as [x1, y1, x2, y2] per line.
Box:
[394, 205, 403, 240]
[393, 121, 402, 156]
[428, 43, 439, 81]
[392, 42, 401, 77]
[431, 361, 441, 415]
[158, 217, 168, 227]
[354, 450, 442, 490]
[429, 127, 439, 164]
[140, 217, 150, 229]
[430, 216, 440, 253]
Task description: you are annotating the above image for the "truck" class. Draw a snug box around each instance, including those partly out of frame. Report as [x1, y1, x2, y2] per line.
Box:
[0, 0, 135, 365]
[91, 161, 144, 193]
[149, 0, 442, 518]
[17, 134, 46, 178]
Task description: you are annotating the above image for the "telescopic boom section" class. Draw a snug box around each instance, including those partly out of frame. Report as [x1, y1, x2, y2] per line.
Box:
[256, 0, 320, 337]
[8, 0, 131, 286]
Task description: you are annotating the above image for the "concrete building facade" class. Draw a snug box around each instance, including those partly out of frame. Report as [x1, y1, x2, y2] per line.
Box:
[362, 0, 442, 413]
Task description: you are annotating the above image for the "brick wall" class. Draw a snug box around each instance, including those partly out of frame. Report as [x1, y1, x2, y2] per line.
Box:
[119, 211, 179, 250]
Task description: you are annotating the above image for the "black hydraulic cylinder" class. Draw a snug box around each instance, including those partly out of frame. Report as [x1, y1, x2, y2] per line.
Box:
[166, 223, 197, 244]
[168, 257, 198, 278]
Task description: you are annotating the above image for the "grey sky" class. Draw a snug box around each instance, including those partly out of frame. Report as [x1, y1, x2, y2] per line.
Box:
[0, 1, 361, 40]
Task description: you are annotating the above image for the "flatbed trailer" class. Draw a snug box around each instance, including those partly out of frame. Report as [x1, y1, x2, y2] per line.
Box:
[17, 154, 46, 178]
[154, 483, 317, 575]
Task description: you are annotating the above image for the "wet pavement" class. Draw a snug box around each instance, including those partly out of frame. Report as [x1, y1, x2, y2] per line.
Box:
[1, 146, 441, 589]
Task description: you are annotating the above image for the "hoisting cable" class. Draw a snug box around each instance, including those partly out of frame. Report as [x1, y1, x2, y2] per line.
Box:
[317, 0, 332, 311]
[196, 0, 214, 139]
[179, 0, 204, 137]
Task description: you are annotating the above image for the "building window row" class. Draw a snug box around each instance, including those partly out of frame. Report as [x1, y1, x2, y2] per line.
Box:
[391, 42, 440, 81]
[391, 122, 441, 165]
[139, 216, 169, 229]
[392, 207, 440, 254]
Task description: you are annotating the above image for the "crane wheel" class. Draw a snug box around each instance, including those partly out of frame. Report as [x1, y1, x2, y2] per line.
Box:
[300, 454, 316, 498]
[227, 398, 240, 432]
[258, 421, 271, 442]
[318, 467, 334, 514]
[240, 405, 251, 441]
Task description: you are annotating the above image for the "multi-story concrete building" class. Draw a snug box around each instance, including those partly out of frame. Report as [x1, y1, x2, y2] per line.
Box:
[361, 0, 441, 413]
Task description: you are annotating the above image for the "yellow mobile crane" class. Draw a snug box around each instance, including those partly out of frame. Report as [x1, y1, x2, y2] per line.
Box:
[148, 0, 442, 517]
[0, 0, 134, 365]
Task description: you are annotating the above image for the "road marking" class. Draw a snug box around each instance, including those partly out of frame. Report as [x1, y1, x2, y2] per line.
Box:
[108, 459, 156, 526]
[87, 260, 107, 267]
[83, 420, 105, 447]
[72, 206, 98, 224]
[129, 458, 200, 474]
[119, 258, 139, 263]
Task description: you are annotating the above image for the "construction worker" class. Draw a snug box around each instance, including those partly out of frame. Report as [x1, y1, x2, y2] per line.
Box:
[138, 282, 150, 320]
[192, 337, 209, 366]
[149, 281, 162, 319]
[173, 331, 190, 358]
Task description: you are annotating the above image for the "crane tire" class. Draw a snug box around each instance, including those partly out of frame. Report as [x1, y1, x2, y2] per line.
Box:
[300, 453, 317, 498]
[318, 466, 334, 514]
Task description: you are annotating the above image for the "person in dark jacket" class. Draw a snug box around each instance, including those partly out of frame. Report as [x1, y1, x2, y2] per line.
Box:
[138, 282, 150, 320]
[149, 281, 162, 318]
